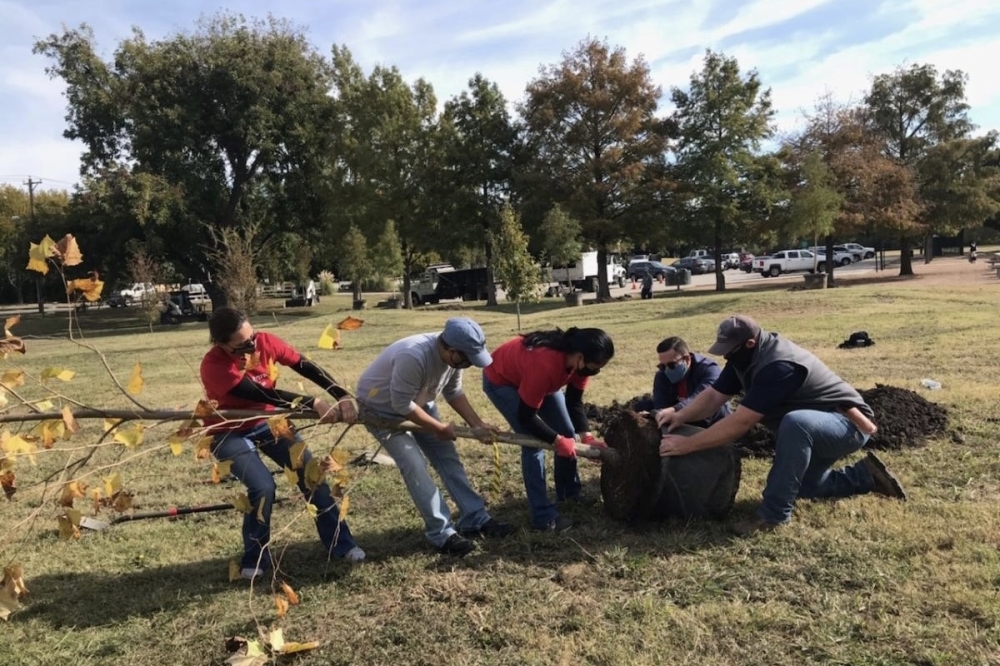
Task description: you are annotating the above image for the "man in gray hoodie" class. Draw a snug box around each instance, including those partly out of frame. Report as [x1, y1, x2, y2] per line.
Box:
[357, 317, 514, 556]
[656, 314, 906, 536]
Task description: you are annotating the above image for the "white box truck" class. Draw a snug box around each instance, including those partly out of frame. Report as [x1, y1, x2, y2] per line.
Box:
[551, 251, 626, 292]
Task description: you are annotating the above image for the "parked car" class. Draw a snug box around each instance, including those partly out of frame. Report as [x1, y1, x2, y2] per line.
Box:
[739, 253, 756, 272]
[721, 252, 741, 270]
[809, 247, 855, 266]
[672, 256, 715, 275]
[108, 282, 157, 307]
[841, 242, 876, 259]
[627, 260, 675, 281]
[754, 250, 826, 277]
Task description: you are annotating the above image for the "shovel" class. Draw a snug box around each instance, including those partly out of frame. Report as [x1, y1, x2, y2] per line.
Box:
[80, 498, 290, 532]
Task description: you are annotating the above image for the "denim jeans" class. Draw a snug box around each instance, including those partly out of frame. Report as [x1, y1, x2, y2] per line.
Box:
[362, 402, 490, 548]
[758, 410, 876, 524]
[481, 375, 582, 528]
[211, 421, 358, 570]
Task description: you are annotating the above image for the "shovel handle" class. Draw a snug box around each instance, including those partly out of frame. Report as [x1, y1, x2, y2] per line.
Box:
[111, 503, 236, 524]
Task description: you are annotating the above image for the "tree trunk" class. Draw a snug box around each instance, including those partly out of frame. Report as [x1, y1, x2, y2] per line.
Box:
[713, 233, 725, 292]
[597, 246, 611, 299]
[402, 273, 413, 309]
[35, 276, 44, 316]
[485, 240, 498, 307]
[515, 301, 522, 331]
[824, 234, 836, 286]
[206, 281, 229, 310]
[352, 280, 363, 302]
[898, 236, 914, 276]
[923, 234, 933, 264]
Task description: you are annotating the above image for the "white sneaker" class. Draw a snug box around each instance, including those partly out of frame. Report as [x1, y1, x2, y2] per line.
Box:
[340, 546, 366, 563]
[240, 567, 265, 580]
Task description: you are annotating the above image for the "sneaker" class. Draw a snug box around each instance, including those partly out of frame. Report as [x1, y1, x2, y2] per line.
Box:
[240, 567, 266, 580]
[438, 533, 476, 557]
[338, 546, 366, 563]
[863, 452, 907, 500]
[730, 516, 782, 537]
[533, 515, 573, 532]
[458, 518, 516, 539]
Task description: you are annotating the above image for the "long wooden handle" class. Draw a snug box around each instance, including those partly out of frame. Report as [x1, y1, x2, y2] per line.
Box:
[0, 408, 620, 463]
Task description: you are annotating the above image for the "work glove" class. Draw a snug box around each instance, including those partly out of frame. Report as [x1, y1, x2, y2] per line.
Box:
[553, 435, 577, 459]
[580, 434, 608, 465]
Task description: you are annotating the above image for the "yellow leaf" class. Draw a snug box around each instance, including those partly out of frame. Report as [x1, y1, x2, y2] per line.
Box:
[1, 470, 16, 500]
[367, 387, 379, 399]
[61, 406, 79, 434]
[194, 436, 213, 460]
[2, 564, 27, 599]
[126, 362, 143, 395]
[243, 351, 261, 373]
[26, 235, 57, 274]
[36, 400, 53, 412]
[269, 628, 285, 653]
[167, 432, 186, 456]
[67, 275, 104, 302]
[0, 587, 21, 621]
[0, 456, 11, 471]
[212, 460, 233, 484]
[268, 415, 293, 441]
[282, 466, 298, 487]
[0, 433, 36, 465]
[303, 457, 324, 491]
[55, 234, 83, 266]
[317, 324, 339, 350]
[3, 315, 20, 338]
[305, 503, 317, 519]
[255, 497, 266, 523]
[274, 595, 289, 618]
[288, 441, 306, 470]
[40, 367, 75, 382]
[231, 493, 253, 514]
[331, 448, 350, 467]
[59, 481, 87, 507]
[281, 641, 320, 655]
[33, 420, 64, 449]
[57, 508, 82, 541]
[103, 418, 122, 433]
[228, 559, 242, 582]
[280, 581, 300, 605]
[0, 370, 23, 388]
[90, 488, 101, 514]
[113, 423, 145, 448]
[103, 472, 122, 497]
[338, 494, 350, 522]
[267, 359, 279, 382]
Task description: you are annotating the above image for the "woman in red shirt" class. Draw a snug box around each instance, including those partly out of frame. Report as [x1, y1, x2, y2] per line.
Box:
[199, 307, 364, 579]
[482, 327, 614, 531]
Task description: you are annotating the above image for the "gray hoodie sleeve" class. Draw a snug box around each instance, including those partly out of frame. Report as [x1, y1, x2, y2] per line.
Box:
[389, 352, 425, 415]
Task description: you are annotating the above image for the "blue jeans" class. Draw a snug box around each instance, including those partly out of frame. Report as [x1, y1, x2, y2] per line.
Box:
[211, 421, 358, 570]
[482, 375, 582, 528]
[759, 410, 876, 524]
[362, 402, 491, 548]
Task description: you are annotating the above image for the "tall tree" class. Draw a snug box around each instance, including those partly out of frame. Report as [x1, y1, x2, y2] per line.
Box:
[863, 63, 989, 274]
[34, 14, 337, 304]
[520, 37, 672, 298]
[537, 204, 582, 290]
[442, 74, 518, 306]
[326, 47, 442, 309]
[490, 205, 538, 330]
[787, 151, 843, 272]
[671, 49, 775, 291]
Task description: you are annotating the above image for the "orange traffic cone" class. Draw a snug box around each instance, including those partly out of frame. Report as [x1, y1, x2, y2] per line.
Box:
[631, 281, 637, 290]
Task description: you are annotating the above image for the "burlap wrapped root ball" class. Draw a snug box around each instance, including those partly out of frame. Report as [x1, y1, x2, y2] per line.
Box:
[599, 410, 742, 525]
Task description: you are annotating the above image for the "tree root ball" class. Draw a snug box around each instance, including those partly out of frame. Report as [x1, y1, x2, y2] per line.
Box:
[599, 409, 741, 525]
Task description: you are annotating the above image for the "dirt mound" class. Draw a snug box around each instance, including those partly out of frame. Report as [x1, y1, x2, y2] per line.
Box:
[588, 384, 948, 458]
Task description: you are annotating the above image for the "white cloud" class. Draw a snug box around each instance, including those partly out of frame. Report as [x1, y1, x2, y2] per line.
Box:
[1, 0, 998, 191]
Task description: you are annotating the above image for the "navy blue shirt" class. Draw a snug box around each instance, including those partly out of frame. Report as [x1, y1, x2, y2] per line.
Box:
[713, 361, 807, 416]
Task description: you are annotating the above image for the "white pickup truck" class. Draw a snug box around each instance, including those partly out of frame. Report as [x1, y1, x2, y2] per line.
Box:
[754, 250, 827, 277]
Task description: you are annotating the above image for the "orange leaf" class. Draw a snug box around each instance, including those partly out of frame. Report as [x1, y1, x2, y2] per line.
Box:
[336, 316, 364, 331]
[243, 351, 261, 373]
[274, 594, 289, 618]
[267, 416, 294, 442]
[3, 315, 20, 338]
[59, 481, 87, 507]
[280, 581, 300, 605]
[55, 234, 83, 267]
[0, 470, 15, 500]
[193, 399, 218, 419]
[90, 488, 101, 514]
[61, 406, 79, 434]
[67, 275, 104, 302]
[0, 337, 26, 359]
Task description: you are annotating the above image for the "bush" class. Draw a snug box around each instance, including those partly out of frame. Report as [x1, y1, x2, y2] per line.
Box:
[361, 276, 393, 292]
[317, 270, 337, 296]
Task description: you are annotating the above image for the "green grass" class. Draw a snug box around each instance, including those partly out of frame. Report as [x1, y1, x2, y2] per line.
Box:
[2, 281, 1000, 665]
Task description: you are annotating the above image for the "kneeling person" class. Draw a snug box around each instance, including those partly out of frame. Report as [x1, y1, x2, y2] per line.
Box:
[634, 336, 731, 428]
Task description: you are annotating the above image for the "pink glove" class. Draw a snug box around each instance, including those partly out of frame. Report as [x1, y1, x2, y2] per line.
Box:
[553, 435, 577, 459]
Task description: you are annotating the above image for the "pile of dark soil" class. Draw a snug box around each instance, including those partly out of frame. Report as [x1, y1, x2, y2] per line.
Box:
[587, 384, 948, 459]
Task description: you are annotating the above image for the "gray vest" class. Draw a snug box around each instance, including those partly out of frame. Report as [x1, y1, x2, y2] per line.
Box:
[733, 331, 874, 431]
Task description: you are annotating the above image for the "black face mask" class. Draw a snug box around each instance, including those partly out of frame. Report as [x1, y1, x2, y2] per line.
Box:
[724, 344, 755, 370]
[576, 366, 601, 377]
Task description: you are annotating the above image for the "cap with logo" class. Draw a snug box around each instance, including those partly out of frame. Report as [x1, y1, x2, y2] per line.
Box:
[441, 317, 493, 368]
[707, 314, 762, 356]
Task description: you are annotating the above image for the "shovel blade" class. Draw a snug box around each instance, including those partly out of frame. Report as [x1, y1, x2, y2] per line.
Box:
[80, 516, 109, 531]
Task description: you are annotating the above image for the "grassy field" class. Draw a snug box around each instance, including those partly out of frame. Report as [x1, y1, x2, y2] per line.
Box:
[2, 264, 1000, 666]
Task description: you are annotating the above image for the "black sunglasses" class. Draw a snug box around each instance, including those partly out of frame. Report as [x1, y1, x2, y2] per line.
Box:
[657, 357, 687, 371]
[230, 333, 257, 354]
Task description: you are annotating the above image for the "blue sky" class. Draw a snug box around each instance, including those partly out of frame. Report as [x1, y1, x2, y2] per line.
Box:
[2, 0, 999, 191]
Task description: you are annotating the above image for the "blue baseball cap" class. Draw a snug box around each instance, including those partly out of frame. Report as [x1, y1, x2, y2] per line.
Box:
[441, 317, 492, 368]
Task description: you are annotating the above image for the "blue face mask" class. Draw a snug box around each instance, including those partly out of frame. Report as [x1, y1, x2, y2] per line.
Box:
[661, 360, 688, 384]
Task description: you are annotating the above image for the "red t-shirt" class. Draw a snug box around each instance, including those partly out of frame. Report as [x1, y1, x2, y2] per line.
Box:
[199, 331, 302, 432]
[483, 337, 589, 408]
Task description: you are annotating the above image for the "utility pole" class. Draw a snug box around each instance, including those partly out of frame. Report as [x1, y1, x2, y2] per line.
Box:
[25, 177, 43, 315]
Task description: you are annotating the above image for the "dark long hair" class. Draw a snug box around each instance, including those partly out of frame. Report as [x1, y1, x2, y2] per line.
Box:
[208, 307, 247, 344]
[520, 327, 615, 364]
